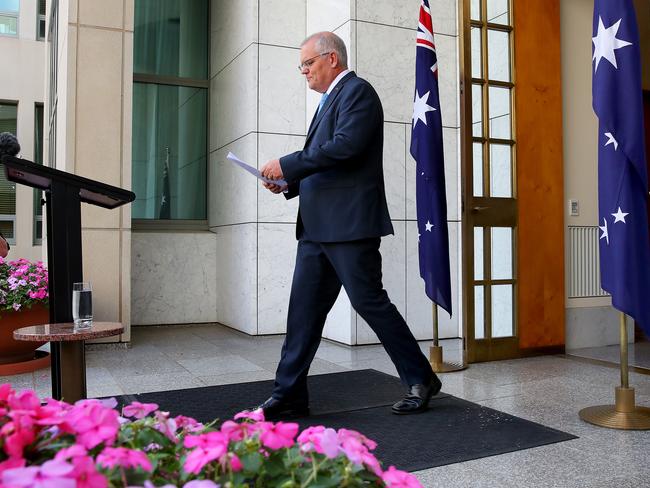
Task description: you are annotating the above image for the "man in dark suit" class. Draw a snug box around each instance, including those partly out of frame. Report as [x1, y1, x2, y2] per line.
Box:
[259, 32, 440, 419]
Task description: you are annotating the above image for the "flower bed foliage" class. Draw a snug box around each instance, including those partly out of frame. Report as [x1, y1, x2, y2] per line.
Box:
[0, 384, 422, 487]
[0, 258, 48, 313]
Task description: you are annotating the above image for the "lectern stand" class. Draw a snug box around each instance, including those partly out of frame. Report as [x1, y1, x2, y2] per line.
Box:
[1, 155, 135, 402]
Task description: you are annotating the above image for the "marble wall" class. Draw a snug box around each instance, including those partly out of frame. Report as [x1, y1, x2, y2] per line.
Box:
[209, 0, 461, 344]
[131, 233, 217, 325]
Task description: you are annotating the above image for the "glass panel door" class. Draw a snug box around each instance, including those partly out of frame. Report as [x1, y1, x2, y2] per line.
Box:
[462, 0, 518, 362]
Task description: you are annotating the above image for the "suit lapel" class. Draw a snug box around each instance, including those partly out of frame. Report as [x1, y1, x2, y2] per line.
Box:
[305, 71, 356, 144]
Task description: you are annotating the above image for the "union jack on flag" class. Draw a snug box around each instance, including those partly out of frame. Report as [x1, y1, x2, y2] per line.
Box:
[410, 0, 452, 314]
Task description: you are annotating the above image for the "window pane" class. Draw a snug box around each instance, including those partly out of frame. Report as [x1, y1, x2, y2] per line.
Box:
[487, 0, 510, 25]
[472, 84, 482, 138]
[34, 104, 44, 244]
[471, 27, 481, 79]
[491, 284, 514, 337]
[474, 227, 484, 280]
[491, 227, 512, 280]
[0, 15, 17, 35]
[475, 286, 485, 339]
[38, 18, 45, 40]
[38, 0, 46, 16]
[132, 83, 207, 220]
[490, 143, 511, 197]
[488, 86, 511, 139]
[487, 29, 510, 82]
[471, 0, 481, 21]
[0, 103, 16, 240]
[134, 0, 208, 79]
[473, 142, 483, 197]
[0, 0, 18, 13]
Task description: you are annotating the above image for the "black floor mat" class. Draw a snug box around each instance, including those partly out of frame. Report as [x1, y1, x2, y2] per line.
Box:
[109, 369, 576, 472]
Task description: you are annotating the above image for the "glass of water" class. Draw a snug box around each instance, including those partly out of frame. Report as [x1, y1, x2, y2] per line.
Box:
[72, 282, 93, 329]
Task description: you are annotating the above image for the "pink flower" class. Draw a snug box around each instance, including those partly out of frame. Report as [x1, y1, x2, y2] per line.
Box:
[2, 459, 75, 488]
[183, 445, 227, 475]
[122, 401, 158, 419]
[69, 456, 107, 488]
[229, 453, 243, 472]
[12, 302, 21, 311]
[338, 428, 377, 450]
[183, 481, 221, 488]
[183, 431, 227, 449]
[54, 445, 88, 461]
[381, 466, 423, 488]
[319, 428, 342, 458]
[254, 421, 299, 450]
[0, 383, 14, 401]
[62, 400, 120, 449]
[2, 413, 37, 458]
[297, 426, 342, 458]
[183, 432, 229, 474]
[220, 420, 249, 442]
[174, 415, 203, 432]
[97, 447, 152, 472]
[154, 411, 178, 442]
[234, 408, 265, 422]
[0, 457, 25, 475]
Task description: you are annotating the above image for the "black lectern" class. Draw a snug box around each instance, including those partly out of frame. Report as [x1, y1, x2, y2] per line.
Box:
[1, 155, 135, 401]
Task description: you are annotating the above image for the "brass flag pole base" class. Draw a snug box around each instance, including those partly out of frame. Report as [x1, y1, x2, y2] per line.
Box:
[579, 386, 650, 430]
[429, 305, 467, 373]
[429, 345, 467, 373]
[579, 312, 650, 430]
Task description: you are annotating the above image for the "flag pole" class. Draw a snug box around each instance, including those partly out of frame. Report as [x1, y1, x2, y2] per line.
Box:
[578, 312, 650, 429]
[429, 304, 466, 373]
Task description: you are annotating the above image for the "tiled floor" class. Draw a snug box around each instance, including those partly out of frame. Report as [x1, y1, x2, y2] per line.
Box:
[568, 341, 650, 370]
[4, 323, 650, 487]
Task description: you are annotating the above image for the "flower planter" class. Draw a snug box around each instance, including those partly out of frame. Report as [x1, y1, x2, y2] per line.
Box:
[0, 303, 50, 375]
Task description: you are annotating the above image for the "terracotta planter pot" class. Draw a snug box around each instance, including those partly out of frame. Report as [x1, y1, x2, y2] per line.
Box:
[0, 303, 49, 364]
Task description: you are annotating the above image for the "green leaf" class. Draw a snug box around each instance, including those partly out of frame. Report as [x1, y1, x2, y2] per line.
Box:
[241, 451, 264, 473]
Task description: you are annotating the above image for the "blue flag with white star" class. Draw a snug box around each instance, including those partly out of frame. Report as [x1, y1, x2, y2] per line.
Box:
[593, 0, 650, 334]
[410, 0, 451, 315]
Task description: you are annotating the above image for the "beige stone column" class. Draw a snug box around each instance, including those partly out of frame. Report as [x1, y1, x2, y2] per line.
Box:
[46, 0, 134, 341]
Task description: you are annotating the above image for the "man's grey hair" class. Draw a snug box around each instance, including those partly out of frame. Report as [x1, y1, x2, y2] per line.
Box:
[301, 32, 348, 69]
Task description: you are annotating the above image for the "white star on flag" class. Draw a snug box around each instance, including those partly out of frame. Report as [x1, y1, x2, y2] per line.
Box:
[592, 16, 632, 72]
[425, 220, 433, 232]
[612, 207, 629, 223]
[599, 217, 609, 245]
[604, 132, 619, 150]
[412, 90, 436, 127]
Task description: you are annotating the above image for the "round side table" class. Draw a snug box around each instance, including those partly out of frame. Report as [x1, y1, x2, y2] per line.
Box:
[14, 322, 124, 403]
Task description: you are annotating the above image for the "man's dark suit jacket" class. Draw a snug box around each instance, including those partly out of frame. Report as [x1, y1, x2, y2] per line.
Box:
[280, 71, 394, 242]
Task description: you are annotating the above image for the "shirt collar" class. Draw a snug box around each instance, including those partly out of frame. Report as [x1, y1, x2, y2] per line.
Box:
[325, 69, 350, 95]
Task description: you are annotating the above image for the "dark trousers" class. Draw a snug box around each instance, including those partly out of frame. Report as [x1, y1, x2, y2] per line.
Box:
[273, 238, 434, 401]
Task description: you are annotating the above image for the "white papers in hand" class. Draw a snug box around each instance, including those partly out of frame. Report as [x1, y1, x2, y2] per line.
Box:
[226, 152, 287, 186]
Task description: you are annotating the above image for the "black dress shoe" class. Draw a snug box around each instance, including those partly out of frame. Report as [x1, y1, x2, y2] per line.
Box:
[391, 375, 442, 415]
[255, 396, 310, 420]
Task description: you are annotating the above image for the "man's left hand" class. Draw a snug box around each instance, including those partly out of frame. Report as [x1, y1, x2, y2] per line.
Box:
[261, 159, 284, 181]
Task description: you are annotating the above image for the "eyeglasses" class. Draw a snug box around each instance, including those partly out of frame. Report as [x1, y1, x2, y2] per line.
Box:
[298, 52, 331, 72]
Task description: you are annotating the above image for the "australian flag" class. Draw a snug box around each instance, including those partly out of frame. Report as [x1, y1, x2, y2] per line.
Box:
[593, 0, 650, 335]
[410, 0, 451, 315]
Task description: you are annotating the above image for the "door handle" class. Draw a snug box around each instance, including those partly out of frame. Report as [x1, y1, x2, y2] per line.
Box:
[472, 206, 490, 213]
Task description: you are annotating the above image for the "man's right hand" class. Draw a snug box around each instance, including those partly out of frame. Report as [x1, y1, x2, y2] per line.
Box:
[262, 181, 288, 194]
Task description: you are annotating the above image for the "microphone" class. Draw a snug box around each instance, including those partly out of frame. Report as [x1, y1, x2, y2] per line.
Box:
[0, 132, 20, 157]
